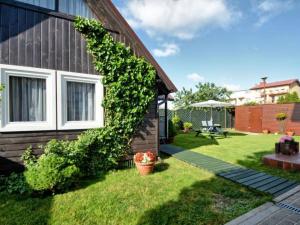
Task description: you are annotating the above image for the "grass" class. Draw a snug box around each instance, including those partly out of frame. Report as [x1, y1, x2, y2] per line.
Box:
[173, 131, 300, 182]
[0, 156, 270, 225]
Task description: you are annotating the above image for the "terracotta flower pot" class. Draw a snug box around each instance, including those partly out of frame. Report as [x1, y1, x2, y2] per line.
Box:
[262, 129, 269, 134]
[135, 161, 155, 176]
[184, 128, 190, 133]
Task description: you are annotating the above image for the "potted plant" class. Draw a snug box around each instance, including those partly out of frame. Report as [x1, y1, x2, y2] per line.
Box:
[286, 130, 295, 137]
[183, 122, 193, 133]
[275, 135, 299, 155]
[262, 129, 269, 134]
[275, 112, 288, 134]
[134, 151, 156, 176]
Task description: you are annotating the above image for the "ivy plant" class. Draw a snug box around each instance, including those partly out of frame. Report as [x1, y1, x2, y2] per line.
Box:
[23, 17, 157, 192]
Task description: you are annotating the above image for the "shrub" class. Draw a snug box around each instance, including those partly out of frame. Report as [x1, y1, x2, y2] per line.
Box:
[275, 112, 288, 121]
[244, 101, 257, 106]
[277, 92, 300, 104]
[168, 119, 177, 138]
[24, 154, 80, 192]
[276, 112, 288, 134]
[0, 173, 31, 195]
[183, 122, 193, 130]
[172, 115, 184, 131]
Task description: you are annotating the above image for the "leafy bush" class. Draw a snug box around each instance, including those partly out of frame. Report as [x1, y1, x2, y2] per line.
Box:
[244, 101, 258, 106]
[0, 175, 6, 192]
[183, 122, 193, 130]
[25, 154, 80, 192]
[275, 112, 288, 121]
[168, 119, 177, 138]
[0, 173, 30, 194]
[277, 92, 300, 104]
[172, 115, 183, 131]
[22, 17, 156, 193]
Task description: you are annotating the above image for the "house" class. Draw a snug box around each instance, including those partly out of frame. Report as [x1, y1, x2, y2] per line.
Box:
[230, 79, 300, 105]
[230, 90, 261, 106]
[250, 79, 300, 104]
[0, 0, 177, 174]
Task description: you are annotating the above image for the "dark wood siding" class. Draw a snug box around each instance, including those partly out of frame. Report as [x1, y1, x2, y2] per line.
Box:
[0, 2, 160, 174]
[0, 3, 96, 74]
[0, 130, 82, 174]
[131, 101, 159, 153]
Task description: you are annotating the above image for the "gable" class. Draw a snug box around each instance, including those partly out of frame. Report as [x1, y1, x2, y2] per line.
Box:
[86, 0, 177, 93]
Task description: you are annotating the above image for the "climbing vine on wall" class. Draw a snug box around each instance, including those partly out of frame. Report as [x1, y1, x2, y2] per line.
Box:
[23, 17, 157, 192]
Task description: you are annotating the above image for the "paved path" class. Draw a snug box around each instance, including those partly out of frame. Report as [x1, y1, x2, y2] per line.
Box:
[160, 144, 298, 196]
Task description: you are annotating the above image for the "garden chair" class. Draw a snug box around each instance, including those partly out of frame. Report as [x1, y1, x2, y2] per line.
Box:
[195, 121, 210, 137]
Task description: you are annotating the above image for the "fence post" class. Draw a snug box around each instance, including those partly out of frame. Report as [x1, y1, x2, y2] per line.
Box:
[225, 108, 227, 128]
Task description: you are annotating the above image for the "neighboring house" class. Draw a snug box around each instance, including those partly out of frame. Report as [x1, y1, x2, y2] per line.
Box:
[0, 0, 177, 174]
[230, 79, 300, 105]
[230, 90, 261, 106]
[250, 79, 300, 104]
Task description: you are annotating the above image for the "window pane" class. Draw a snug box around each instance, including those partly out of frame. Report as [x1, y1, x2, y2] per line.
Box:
[67, 81, 95, 121]
[59, 0, 96, 18]
[9, 76, 47, 122]
[16, 0, 55, 10]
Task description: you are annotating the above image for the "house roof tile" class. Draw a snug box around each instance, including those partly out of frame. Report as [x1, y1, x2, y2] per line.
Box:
[250, 79, 300, 90]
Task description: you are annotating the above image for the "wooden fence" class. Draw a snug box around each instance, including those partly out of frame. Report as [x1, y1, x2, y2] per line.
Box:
[235, 103, 300, 134]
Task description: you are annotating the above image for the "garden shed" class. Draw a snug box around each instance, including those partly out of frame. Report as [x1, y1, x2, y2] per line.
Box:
[0, 0, 177, 174]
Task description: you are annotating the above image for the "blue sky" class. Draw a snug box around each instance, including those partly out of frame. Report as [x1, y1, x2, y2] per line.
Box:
[112, 0, 300, 92]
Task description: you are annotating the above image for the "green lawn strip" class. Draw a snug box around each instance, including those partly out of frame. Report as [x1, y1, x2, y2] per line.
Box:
[173, 132, 300, 182]
[0, 156, 270, 225]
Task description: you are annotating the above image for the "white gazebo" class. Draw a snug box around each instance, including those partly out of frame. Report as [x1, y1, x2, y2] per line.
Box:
[191, 100, 233, 123]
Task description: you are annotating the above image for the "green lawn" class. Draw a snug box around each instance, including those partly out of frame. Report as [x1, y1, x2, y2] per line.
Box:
[0, 156, 270, 225]
[173, 131, 300, 182]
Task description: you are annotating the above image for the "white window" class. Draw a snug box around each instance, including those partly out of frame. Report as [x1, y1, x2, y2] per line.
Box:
[0, 65, 56, 132]
[57, 71, 104, 130]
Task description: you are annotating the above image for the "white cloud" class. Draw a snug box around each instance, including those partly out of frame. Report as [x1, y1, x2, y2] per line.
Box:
[223, 84, 241, 91]
[153, 43, 180, 57]
[123, 0, 241, 40]
[254, 0, 294, 26]
[187, 73, 205, 82]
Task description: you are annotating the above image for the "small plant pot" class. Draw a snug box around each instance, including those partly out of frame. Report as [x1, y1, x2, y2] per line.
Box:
[275, 142, 299, 155]
[262, 129, 269, 134]
[184, 128, 190, 133]
[135, 161, 155, 176]
[286, 131, 295, 137]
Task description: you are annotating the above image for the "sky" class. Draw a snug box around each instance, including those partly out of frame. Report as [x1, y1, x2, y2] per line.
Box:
[112, 0, 300, 92]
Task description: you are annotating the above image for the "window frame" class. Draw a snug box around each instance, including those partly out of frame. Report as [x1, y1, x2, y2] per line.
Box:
[57, 71, 104, 130]
[0, 64, 56, 132]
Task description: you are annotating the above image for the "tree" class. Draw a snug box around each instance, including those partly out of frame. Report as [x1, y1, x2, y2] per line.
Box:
[173, 87, 195, 109]
[277, 92, 300, 104]
[194, 82, 232, 102]
[173, 82, 232, 109]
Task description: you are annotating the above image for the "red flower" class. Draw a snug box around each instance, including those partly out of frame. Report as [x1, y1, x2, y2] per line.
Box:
[146, 151, 156, 162]
[134, 152, 144, 162]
